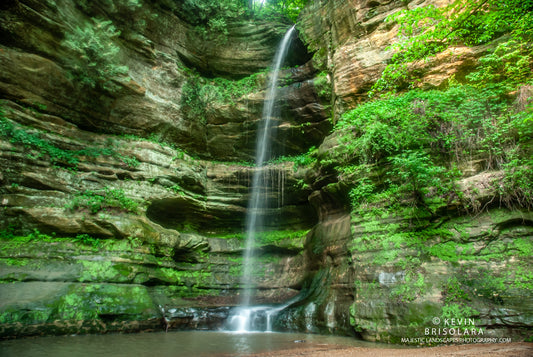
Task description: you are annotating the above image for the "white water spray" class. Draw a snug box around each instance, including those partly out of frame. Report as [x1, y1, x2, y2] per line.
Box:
[228, 25, 296, 333]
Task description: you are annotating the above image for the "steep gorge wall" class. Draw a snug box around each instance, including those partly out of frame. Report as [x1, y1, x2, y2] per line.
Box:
[298, 0, 487, 115]
[0, 0, 329, 337]
[278, 0, 533, 343]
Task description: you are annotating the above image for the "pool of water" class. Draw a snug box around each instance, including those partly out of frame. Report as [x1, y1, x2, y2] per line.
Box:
[0, 331, 392, 357]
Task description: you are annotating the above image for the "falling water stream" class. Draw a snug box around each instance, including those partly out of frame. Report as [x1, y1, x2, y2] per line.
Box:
[226, 25, 296, 333]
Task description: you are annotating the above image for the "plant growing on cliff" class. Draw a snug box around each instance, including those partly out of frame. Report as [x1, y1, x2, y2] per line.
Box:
[334, 84, 531, 213]
[388, 151, 448, 209]
[252, 0, 309, 22]
[63, 18, 129, 91]
[66, 187, 139, 214]
[371, 0, 533, 96]
[177, 0, 246, 43]
[0, 106, 140, 169]
[181, 70, 265, 123]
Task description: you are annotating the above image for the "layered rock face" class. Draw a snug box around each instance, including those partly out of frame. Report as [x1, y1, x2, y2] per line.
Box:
[276, 0, 533, 342]
[299, 0, 486, 115]
[0, 0, 326, 337]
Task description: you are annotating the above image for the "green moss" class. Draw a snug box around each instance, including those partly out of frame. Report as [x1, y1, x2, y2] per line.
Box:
[0, 258, 29, 267]
[65, 187, 140, 214]
[390, 272, 427, 302]
[215, 229, 308, 250]
[58, 292, 94, 320]
[0, 107, 139, 169]
[79, 261, 123, 282]
[0, 309, 52, 324]
[511, 265, 533, 290]
[54, 284, 154, 321]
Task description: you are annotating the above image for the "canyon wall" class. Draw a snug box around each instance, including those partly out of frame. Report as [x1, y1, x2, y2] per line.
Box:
[0, 0, 531, 343]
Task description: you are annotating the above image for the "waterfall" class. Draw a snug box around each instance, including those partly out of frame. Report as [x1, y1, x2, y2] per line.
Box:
[226, 25, 295, 333]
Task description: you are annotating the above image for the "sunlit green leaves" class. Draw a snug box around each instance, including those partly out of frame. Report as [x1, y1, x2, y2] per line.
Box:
[372, 0, 533, 95]
[332, 84, 532, 212]
[63, 18, 129, 91]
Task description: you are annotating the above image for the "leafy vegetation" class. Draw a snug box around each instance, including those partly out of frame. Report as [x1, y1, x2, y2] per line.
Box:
[267, 145, 317, 171]
[329, 84, 532, 213]
[181, 70, 266, 123]
[176, 0, 309, 38]
[371, 0, 533, 95]
[390, 272, 426, 302]
[63, 18, 129, 91]
[65, 187, 140, 214]
[177, 0, 247, 42]
[250, 0, 309, 23]
[216, 229, 308, 243]
[0, 106, 139, 169]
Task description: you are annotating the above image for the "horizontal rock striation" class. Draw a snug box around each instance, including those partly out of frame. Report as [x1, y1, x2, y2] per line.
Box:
[0, 0, 326, 338]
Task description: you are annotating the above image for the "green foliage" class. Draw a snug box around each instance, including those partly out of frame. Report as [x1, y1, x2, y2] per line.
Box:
[252, 0, 309, 23]
[78, 0, 143, 13]
[466, 40, 533, 93]
[175, 0, 308, 42]
[66, 187, 139, 214]
[63, 18, 129, 91]
[371, 0, 533, 96]
[335, 93, 428, 164]
[0, 105, 141, 169]
[442, 276, 470, 304]
[332, 84, 532, 212]
[388, 151, 447, 206]
[292, 145, 317, 170]
[390, 272, 426, 302]
[0, 112, 86, 167]
[349, 177, 375, 207]
[440, 303, 478, 327]
[73, 234, 101, 248]
[256, 229, 308, 245]
[181, 71, 265, 123]
[313, 71, 332, 99]
[268, 146, 317, 171]
[500, 156, 533, 208]
[177, 0, 246, 42]
[117, 154, 140, 168]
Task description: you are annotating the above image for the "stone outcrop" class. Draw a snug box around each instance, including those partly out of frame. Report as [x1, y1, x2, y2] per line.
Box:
[298, 0, 489, 116]
[240, 0, 531, 343]
[0, 100, 313, 336]
[0, 0, 329, 161]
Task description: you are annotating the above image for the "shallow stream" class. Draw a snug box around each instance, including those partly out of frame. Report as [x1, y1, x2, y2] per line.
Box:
[0, 331, 393, 356]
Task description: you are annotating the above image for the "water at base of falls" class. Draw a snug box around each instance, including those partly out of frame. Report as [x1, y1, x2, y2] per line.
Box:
[0, 331, 395, 357]
[225, 301, 292, 333]
[225, 306, 273, 333]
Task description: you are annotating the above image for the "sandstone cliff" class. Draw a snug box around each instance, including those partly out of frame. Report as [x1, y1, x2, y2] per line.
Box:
[0, 0, 531, 343]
